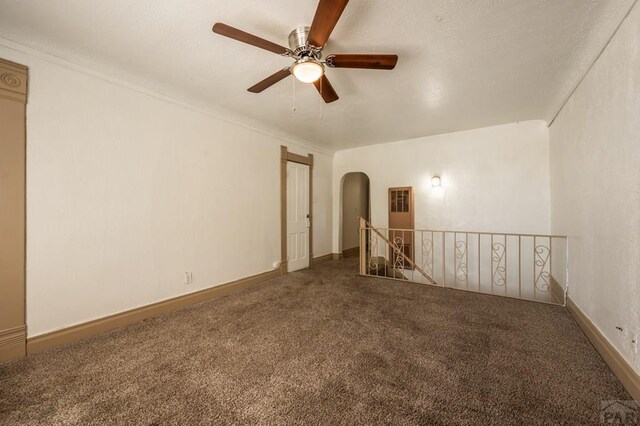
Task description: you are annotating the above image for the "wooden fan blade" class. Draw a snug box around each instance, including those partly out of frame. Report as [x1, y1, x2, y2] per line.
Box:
[248, 68, 291, 93]
[313, 75, 339, 103]
[326, 54, 398, 70]
[213, 23, 290, 56]
[307, 0, 349, 49]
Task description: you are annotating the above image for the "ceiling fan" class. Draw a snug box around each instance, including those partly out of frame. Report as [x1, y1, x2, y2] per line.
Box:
[212, 0, 398, 103]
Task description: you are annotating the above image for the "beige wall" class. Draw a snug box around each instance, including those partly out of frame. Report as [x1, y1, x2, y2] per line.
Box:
[549, 4, 640, 374]
[0, 43, 334, 338]
[341, 173, 369, 251]
[332, 121, 551, 253]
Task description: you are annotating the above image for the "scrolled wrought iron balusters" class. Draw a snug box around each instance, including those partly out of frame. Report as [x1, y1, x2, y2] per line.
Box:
[393, 235, 405, 276]
[403, 230, 407, 277]
[466, 233, 469, 288]
[518, 235, 521, 299]
[442, 232, 446, 287]
[357, 222, 567, 306]
[421, 231, 434, 281]
[491, 237, 507, 290]
[454, 235, 468, 284]
[534, 239, 551, 292]
[431, 231, 435, 284]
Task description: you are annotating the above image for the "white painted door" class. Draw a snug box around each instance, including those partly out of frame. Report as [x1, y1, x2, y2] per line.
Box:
[287, 162, 310, 272]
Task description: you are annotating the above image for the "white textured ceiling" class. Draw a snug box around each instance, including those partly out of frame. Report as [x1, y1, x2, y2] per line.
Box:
[0, 0, 635, 151]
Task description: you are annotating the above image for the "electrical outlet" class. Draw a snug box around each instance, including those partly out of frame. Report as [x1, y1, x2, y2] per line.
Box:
[184, 272, 193, 285]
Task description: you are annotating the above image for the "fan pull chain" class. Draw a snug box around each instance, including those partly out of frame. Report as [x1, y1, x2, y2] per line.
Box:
[319, 78, 324, 119]
[291, 76, 296, 112]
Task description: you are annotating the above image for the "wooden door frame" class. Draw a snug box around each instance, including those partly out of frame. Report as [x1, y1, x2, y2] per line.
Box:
[280, 146, 313, 275]
[0, 58, 27, 363]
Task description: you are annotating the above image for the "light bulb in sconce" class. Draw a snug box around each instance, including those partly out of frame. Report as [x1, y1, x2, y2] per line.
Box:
[431, 175, 442, 187]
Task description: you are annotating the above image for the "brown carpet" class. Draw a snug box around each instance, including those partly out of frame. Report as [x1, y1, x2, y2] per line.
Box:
[0, 259, 632, 425]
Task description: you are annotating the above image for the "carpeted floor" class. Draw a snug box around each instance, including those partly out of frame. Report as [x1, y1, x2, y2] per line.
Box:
[0, 259, 632, 425]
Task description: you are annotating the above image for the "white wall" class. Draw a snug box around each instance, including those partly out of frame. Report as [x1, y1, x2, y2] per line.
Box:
[549, 4, 640, 374]
[0, 42, 333, 337]
[341, 173, 369, 251]
[332, 121, 551, 252]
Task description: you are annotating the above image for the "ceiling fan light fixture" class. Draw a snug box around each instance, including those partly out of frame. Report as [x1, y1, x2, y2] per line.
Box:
[212, 0, 398, 103]
[291, 59, 324, 83]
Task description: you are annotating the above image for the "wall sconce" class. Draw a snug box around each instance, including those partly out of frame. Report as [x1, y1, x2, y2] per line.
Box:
[431, 175, 441, 187]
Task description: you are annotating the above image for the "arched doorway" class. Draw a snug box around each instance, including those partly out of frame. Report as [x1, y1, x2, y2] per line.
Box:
[340, 172, 370, 258]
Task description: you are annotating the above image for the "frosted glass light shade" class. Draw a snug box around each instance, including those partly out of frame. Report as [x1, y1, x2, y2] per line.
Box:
[292, 60, 324, 83]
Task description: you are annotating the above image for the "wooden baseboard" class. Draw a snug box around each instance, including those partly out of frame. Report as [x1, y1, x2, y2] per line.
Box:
[342, 246, 360, 258]
[550, 275, 565, 305]
[567, 297, 640, 402]
[311, 253, 333, 265]
[333, 253, 343, 260]
[0, 325, 26, 363]
[27, 269, 280, 355]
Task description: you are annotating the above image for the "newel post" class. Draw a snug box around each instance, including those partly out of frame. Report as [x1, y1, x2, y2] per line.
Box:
[359, 217, 367, 275]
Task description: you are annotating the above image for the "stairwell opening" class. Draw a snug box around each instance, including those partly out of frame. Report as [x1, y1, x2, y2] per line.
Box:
[339, 172, 370, 258]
